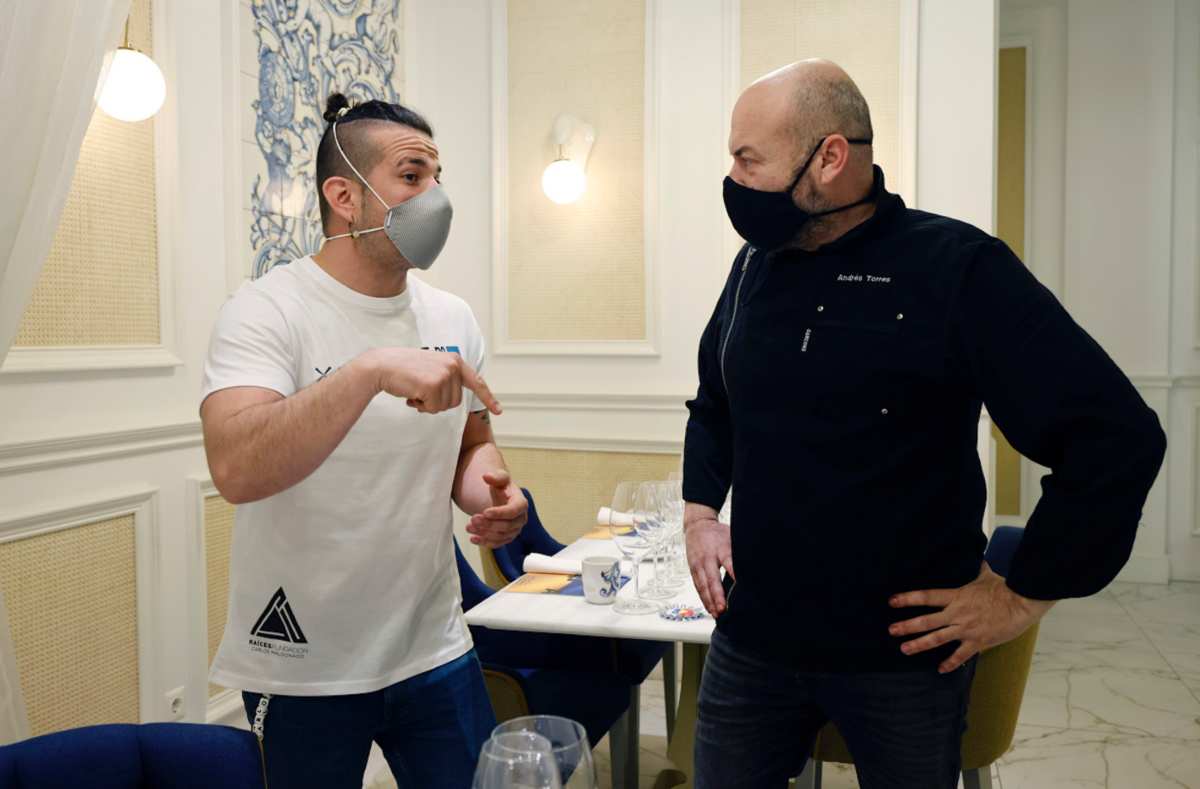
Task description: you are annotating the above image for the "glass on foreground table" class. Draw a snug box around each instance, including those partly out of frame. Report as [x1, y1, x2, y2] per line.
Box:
[472, 731, 561, 789]
[492, 716, 597, 789]
[608, 481, 660, 615]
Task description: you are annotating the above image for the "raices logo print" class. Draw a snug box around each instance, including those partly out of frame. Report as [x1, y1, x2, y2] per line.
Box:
[248, 587, 310, 659]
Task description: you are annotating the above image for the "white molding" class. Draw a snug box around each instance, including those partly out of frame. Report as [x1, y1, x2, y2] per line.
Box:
[998, 34, 1037, 524]
[1115, 552, 1172, 585]
[1194, 403, 1200, 537]
[643, 0, 663, 358]
[0, 345, 183, 375]
[495, 433, 683, 456]
[489, 0, 510, 354]
[220, 0, 250, 294]
[488, 0, 660, 358]
[152, 0, 181, 368]
[719, 0, 743, 283]
[185, 475, 235, 723]
[1130, 374, 1182, 389]
[0, 421, 202, 476]
[492, 340, 661, 357]
[0, 485, 164, 722]
[497, 391, 688, 413]
[1, 0, 185, 377]
[206, 689, 245, 727]
[998, 35, 1035, 271]
[898, 0, 921, 206]
[0, 589, 29, 744]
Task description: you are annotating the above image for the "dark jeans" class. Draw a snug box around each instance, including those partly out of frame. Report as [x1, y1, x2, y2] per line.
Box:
[242, 650, 496, 789]
[695, 629, 976, 789]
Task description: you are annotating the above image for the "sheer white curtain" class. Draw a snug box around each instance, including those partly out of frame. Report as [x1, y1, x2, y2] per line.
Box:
[0, 0, 131, 367]
[0, 0, 131, 743]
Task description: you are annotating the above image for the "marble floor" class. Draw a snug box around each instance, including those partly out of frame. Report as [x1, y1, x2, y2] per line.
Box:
[370, 581, 1200, 788]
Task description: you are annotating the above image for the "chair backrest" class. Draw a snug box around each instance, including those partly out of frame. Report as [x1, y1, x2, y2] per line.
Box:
[983, 525, 1023, 578]
[0, 723, 265, 788]
[486, 488, 567, 585]
[813, 525, 1037, 770]
[454, 538, 496, 612]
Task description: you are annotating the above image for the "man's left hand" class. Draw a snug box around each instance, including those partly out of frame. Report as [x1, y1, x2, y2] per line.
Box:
[888, 562, 1055, 673]
[466, 470, 528, 548]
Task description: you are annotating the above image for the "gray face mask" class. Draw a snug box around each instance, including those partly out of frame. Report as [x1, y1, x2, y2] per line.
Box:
[322, 121, 453, 270]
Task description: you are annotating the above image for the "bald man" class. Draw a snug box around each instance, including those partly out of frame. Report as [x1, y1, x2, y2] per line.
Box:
[682, 61, 1165, 788]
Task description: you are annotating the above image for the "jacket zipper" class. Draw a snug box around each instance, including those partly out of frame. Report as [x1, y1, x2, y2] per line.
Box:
[719, 247, 755, 393]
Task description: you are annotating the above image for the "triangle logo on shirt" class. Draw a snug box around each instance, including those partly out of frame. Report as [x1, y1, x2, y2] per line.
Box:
[250, 587, 308, 644]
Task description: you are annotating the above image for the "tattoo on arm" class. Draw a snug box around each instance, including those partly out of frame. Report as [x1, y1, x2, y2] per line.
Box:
[474, 409, 490, 423]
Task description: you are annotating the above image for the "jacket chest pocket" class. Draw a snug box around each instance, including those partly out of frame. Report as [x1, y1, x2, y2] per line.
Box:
[806, 317, 903, 420]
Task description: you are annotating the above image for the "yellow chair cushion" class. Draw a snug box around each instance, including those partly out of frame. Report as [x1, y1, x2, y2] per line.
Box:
[812, 622, 1040, 771]
[480, 547, 509, 590]
[482, 668, 528, 724]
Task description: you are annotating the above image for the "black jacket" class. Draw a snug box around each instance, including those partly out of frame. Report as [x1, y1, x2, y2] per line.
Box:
[683, 168, 1167, 671]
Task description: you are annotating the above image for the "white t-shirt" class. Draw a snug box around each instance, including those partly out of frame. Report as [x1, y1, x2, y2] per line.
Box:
[201, 256, 484, 696]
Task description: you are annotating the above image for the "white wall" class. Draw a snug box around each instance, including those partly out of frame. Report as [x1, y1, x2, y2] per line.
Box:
[999, 0, 1200, 582]
[0, 0, 230, 728]
[1061, 0, 1185, 582]
[1165, 0, 1200, 581]
[917, 0, 998, 231]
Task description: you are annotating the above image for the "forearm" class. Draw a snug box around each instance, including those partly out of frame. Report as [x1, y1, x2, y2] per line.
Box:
[206, 354, 380, 503]
[453, 439, 511, 514]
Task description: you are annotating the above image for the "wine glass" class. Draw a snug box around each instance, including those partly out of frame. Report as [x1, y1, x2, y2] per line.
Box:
[659, 479, 688, 589]
[610, 482, 660, 615]
[493, 716, 597, 788]
[638, 482, 680, 599]
[472, 731, 562, 789]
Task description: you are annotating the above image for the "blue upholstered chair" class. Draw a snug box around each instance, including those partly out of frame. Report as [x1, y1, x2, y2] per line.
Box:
[0, 723, 265, 788]
[481, 489, 679, 742]
[456, 539, 642, 788]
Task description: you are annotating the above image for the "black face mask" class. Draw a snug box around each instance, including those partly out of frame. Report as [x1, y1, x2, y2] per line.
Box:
[723, 135, 874, 250]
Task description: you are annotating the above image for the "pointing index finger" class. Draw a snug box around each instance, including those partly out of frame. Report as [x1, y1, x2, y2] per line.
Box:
[458, 358, 502, 415]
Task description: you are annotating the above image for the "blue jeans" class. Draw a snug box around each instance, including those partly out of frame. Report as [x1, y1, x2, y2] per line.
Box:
[695, 629, 976, 789]
[242, 650, 496, 789]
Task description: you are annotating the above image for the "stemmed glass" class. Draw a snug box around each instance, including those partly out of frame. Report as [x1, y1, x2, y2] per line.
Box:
[492, 716, 597, 788]
[640, 482, 683, 598]
[472, 731, 562, 789]
[658, 479, 688, 589]
[609, 482, 660, 615]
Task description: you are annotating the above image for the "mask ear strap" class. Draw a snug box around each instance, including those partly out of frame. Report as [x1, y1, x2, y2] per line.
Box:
[786, 136, 828, 194]
[787, 135, 873, 194]
[332, 120, 390, 210]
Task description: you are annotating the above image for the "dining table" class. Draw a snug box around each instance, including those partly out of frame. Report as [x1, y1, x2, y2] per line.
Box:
[463, 532, 715, 789]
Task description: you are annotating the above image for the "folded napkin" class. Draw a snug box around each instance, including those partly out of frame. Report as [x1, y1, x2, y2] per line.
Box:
[522, 553, 583, 576]
[596, 507, 635, 527]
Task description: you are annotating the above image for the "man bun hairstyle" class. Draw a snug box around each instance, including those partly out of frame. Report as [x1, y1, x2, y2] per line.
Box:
[315, 93, 434, 229]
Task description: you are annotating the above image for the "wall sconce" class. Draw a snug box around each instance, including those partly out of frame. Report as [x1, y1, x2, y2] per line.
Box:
[541, 114, 595, 205]
[97, 16, 166, 123]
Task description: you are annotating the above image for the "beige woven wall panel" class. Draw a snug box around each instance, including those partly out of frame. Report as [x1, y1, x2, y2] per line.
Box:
[740, 0, 900, 188]
[14, 0, 160, 348]
[500, 447, 679, 543]
[506, 0, 646, 342]
[204, 496, 236, 700]
[0, 516, 140, 736]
